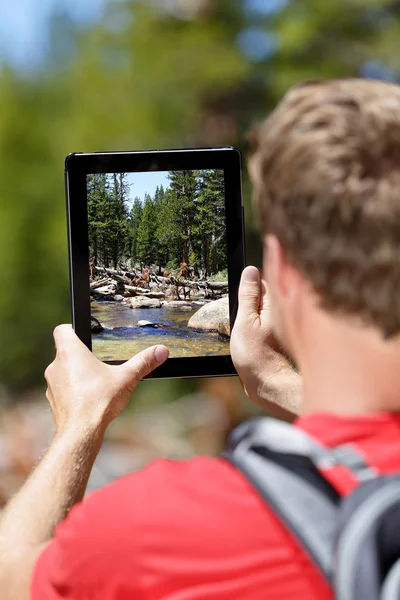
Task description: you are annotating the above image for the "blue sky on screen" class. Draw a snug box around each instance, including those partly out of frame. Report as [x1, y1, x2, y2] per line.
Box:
[125, 171, 170, 208]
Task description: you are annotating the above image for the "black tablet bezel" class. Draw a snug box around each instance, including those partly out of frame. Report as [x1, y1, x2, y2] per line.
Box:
[65, 147, 245, 379]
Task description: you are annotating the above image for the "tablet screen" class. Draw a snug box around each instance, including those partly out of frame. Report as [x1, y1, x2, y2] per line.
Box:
[87, 169, 230, 361]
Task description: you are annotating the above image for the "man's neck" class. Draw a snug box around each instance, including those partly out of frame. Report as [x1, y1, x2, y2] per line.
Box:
[296, 316, 400, 417]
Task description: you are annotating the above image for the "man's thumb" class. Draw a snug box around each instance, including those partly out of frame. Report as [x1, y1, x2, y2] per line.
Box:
[237, 266, 261, 318]
[53, 324, 83, 354]
[121, 345, 169, 387]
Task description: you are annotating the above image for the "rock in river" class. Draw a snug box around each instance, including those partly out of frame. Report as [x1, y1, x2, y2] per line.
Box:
[91, 316, 104, 334]
[137, 320, 160, 328]
[130, 296, 161, 309]
[187, 296, 230, 335]
[164, 301, 193, 310]
[217, 321, 230, 337]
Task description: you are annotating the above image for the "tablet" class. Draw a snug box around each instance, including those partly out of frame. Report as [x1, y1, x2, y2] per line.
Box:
[65, 147, 245, 379]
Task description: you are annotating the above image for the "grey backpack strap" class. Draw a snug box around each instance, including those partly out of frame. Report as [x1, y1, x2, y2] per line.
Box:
[225, 417, 399, 600]
[225, 417, 339, 580]
[382, 558, 400, 600]
[334, 475, 400, 600]
[229, 417, 378, 481]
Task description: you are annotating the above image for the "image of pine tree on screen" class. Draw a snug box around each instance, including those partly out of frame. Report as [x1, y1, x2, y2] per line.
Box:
[87, 170, 230, 360]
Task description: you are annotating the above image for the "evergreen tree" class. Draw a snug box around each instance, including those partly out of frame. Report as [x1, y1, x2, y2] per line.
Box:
[153, 185, 170, 273]
[87, 173, 109, 265]
[87, 173, 130, 269]
[136, 193, 156, 266]
[87, 170, 226, 276]
[166, 170, 198, 264]
[129, 197, 143, 266]
[195, 170, 226, 276]
[156, 187, 182, 268]
[105, 173, 130, 269]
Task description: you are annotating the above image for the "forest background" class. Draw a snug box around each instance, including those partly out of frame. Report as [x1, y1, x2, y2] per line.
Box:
[88, 170, 227, 278]
[3, 0, 400, 393]
[1, 0, 400, 503]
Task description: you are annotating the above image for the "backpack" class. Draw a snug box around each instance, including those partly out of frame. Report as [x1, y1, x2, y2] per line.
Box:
[224, 417, 400, 600]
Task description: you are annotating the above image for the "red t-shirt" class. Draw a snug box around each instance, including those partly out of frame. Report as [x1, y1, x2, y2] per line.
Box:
[31, 413, 400, 600]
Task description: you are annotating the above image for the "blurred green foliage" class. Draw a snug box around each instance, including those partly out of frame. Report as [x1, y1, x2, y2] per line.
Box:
[1, 0, 400, 393]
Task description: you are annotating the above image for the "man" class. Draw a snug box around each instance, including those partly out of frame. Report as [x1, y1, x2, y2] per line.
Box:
[2, 78, 400, 599]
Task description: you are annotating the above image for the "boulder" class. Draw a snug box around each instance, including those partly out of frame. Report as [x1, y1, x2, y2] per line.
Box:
[91, 316, 104, 334]
[137, 320, 160, 328]
[114, 294, 124, 302]
[217, 321, 231, 337]
[130, 297, 161, 309]
[187, 296, 230, 335]
[164, 301, 193, 309]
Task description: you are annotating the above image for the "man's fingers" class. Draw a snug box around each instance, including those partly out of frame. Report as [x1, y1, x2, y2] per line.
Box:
[121, 345, 169, 388]
[237, 266, 261, 320]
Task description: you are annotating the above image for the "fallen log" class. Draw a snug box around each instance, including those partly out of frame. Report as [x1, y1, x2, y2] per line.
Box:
[94, 266, 141, 281]
[94, 266, 119, 276]
[124, 285, 150, 295]
[93, 266, 228, 291]
[92, 286, 116, 297]
[165, 279, 228, 290]
[94, 267, 125, 282]
[90, 278, 110, 290]
[205, 282, 228, 290]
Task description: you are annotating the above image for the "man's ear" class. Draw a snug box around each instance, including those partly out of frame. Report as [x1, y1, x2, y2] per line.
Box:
[266, 235, 306, 310]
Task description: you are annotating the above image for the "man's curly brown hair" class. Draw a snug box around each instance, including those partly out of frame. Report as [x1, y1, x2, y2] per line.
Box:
[249, 78, 400, 337]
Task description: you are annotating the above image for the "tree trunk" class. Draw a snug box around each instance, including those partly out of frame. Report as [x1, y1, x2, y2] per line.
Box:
[213, 233, 218, 273]
[201, 235, 207, 279]
[182, 241, 188, 264]
[187, 227, 194, 258]
[205, 241, 210, 276]
[93, 236, 98, 264]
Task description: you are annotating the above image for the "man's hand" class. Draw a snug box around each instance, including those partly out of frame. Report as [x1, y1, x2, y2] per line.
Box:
[0, 326, 169, 600]
[231, 266, 302, 421]
[45, 324, 169, 435]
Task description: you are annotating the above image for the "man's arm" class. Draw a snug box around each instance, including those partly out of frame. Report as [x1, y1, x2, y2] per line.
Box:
[0, 325, 169, 600]
[231, 266, 302, 422]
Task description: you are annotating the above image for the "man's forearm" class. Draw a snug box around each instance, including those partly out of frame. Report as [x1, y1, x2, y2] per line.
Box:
[0, 425, 103, 597]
